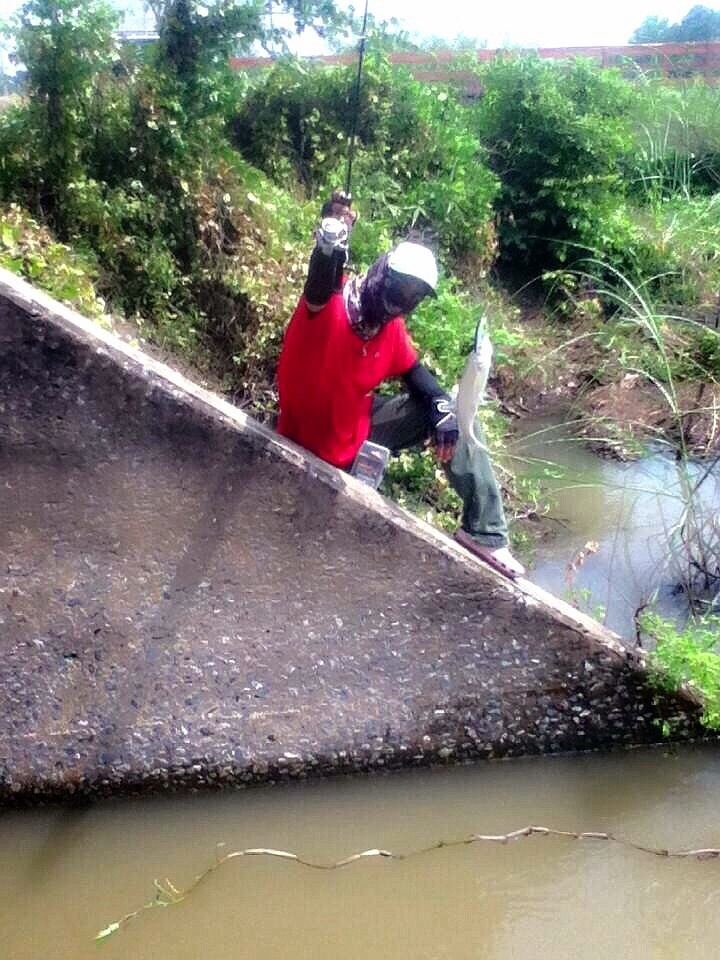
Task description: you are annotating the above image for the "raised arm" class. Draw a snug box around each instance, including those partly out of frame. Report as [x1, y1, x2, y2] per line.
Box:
[303, 191, 357, 312]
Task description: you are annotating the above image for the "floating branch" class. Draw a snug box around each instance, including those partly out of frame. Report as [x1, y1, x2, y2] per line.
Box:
[95, 824, 720, 941]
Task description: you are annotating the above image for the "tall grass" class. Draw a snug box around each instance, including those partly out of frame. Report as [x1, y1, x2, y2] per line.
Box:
[629, 77, 720, 201]
[578, 259, 720, 612]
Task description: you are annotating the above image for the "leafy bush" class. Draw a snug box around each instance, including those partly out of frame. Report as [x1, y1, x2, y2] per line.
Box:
[382, 449, 463, 533]
[231, 51, 499, 265]
[191, 153, 315, 403]
[471, 56, 635, 273]
[10, 0, 121, 229]
[0, 1, 316, 384]
[407, 277, 528, 383]
[0, 203, 108, 321]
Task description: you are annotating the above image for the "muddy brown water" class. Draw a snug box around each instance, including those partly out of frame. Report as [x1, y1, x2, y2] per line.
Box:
[2, 747, 720, 959]
[511, 418, 720, 637]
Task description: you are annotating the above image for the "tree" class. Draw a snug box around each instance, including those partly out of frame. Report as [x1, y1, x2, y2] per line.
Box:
[12, 0, 120, 226]
[142, 0, 347, 53]
[630, 15, 671, 42]
[677, 4, 720, 39]
[630, 5, 720, 42]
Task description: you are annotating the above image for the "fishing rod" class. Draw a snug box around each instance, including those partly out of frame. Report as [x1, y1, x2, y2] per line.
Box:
[344, 0, 370, 201]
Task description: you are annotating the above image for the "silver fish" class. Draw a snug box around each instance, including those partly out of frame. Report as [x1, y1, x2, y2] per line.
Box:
[455, 316, 493, 448]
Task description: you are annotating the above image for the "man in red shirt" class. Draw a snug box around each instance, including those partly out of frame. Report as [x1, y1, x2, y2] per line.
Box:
[277, 193, 525, 578]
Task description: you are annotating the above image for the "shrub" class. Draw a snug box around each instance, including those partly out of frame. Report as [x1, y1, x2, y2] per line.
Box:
[471, 55, 635, 273]
[231, 51, 499, 266]
[0, 202, 108, 320]
[10, 0, 121, 230]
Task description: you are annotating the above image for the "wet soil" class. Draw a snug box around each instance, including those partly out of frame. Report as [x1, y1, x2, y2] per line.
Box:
[493, 313, 720, 460]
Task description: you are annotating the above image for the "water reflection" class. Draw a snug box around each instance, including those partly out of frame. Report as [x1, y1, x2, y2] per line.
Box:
[510, 418, 720, 638]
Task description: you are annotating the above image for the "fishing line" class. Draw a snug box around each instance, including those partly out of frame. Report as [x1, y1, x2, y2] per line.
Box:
[344, 0, 371, 199]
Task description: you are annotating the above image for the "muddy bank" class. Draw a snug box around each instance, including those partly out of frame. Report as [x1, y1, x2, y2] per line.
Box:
[494, 314, 720, 459]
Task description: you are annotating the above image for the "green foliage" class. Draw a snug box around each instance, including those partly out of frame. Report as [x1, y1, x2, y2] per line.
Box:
[136, 0, 347, 55]
[638, 194, 720, 317]
[631, 5, 720, 43]
[0, 203, 108, 320]
[0, 0, 345, 362]
[0, 0, 326, 378]
[544, 185, 720, 344]
[630, 15, 672, 42]
[192, 154, 313, 400]
[231, 51, 499, 264]
[627, 78, 720, 201]
[382, 449, 463, 532]
[10, 0, 120, 228]
[647, 612, 720, 729]
[579, 263, 712, 381]
[408, 279, 481, 382]
[471, 56, 635, 273]
[408, 278, 528, 383]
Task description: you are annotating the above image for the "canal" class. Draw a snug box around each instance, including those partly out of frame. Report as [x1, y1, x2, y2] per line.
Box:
[2, 746, 719, 958]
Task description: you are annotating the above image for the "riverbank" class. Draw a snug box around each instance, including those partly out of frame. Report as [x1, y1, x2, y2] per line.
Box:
[494, 310, 720, 460]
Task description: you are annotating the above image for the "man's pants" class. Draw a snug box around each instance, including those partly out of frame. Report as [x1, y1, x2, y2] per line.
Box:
[369, 394, 508, 548]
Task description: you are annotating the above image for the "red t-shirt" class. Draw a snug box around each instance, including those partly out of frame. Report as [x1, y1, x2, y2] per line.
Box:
[277, 292, 418, 468]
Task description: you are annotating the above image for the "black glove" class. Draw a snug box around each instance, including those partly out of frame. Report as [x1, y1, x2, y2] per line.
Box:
[430, 396, 458, 464]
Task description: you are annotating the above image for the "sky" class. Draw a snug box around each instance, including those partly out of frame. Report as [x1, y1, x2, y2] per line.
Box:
[0, 0, 707, 58]
[338, 0, 696, 50]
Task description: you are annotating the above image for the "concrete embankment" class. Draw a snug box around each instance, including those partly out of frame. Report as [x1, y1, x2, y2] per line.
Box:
[0, 268, 705, 804]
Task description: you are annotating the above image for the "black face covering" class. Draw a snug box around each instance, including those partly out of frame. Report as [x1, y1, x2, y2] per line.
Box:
[346, 258, 432, 341]
[381, 271, 430, 317]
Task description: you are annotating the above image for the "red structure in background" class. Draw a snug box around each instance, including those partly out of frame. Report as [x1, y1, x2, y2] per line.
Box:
[231, 42, 720, 95]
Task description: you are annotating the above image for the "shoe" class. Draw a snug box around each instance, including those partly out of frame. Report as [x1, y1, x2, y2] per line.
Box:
[454, 530, 526, 580]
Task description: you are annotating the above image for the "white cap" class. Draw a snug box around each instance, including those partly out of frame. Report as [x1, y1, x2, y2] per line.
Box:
[387, 242, 438, 293]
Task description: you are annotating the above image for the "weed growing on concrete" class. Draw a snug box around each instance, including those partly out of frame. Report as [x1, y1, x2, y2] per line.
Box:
[646, 613, 720, 729]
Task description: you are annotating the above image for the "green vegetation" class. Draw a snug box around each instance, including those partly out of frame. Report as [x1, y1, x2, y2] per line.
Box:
[471, 56, 636, 273]
[0, 0, 342, 394]
[231, 49, 499, 264]
[627, 78, 720, 200]
[0, 202, 108, 319]
[631, 5, 720, 43]
[647, 613, 720, 729]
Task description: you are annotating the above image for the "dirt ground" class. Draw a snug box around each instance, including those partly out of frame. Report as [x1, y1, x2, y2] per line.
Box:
[494, 313, 720, 460]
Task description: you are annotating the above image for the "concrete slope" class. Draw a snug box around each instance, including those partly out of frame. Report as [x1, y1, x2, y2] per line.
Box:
[0, 268, 703, 803]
